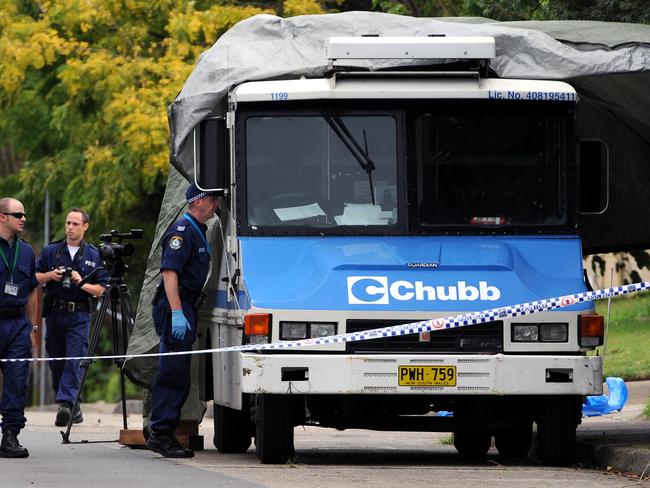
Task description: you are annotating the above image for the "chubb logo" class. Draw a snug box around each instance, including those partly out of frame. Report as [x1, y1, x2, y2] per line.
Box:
[347, 276, 501, 305]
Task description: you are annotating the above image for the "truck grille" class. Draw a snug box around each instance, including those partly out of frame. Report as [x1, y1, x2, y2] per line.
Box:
[345, 319, 503, 354]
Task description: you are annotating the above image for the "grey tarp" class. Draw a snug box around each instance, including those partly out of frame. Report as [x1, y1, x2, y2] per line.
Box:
[125, 12, 650, 418]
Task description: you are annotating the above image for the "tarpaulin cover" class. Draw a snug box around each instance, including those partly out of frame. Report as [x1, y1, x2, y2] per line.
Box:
[125, 13, 650, 417]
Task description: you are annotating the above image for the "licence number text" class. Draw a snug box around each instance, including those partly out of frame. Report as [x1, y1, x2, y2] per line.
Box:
[398, 365, 457, 387]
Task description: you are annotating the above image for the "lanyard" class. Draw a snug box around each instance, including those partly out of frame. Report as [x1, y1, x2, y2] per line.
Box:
[183, 213, 211, 256]
[0, 240, 20, 282]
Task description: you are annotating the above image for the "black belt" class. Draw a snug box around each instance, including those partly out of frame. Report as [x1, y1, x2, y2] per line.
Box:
[179, 288, 201, 301]
[53, 299, 91, 312]
[179, 288, 206, 310]
[0, 307, 24, 319]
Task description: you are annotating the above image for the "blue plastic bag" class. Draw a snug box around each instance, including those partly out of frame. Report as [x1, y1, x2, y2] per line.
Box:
[582, 377, 628, 417]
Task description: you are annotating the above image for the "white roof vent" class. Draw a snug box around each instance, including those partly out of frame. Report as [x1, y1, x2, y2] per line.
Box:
[326, 36, 496, 60]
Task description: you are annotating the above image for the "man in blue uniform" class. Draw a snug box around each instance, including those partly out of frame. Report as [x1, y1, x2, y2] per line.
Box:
[146, 184, 220, 458]
[0, 197, 38, 458]
[36, 208, 108, 426]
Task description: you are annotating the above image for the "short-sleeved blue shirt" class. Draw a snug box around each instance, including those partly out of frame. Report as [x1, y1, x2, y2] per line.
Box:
[0, 236, 38, 308]
[36, 239, 109, 301]
[160, 213, 211, 292]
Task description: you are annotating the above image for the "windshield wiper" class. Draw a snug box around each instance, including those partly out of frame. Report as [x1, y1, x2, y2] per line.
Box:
[319, 107, 376, 205]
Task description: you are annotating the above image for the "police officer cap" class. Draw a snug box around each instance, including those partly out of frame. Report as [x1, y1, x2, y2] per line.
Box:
[185, 183, 222, 203]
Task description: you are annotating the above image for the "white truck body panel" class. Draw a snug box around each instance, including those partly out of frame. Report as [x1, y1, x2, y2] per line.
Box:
[231, 78, 577, 103]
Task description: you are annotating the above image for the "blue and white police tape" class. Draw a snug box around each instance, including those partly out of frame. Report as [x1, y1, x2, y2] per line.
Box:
[2, 280, 649, 364]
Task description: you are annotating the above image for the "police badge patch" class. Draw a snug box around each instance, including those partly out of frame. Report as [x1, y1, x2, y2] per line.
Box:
[169, 236, 183, 250]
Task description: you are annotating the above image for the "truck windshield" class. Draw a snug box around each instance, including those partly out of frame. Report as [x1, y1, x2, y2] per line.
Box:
[245, 112, 398, 229]
[240, 101, 571, 234]
[414, 102, 567, 228]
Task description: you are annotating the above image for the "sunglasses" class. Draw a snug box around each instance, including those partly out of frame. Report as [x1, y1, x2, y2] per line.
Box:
[2, 212, 26, 219]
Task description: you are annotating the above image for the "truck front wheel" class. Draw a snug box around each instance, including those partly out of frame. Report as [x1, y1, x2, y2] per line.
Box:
[495, 418, 533, 459]
[213, 402, 253, 453]
[453, 431, 491, 458]
[536, 395, 581, 466]
[255, 394, 295, 464]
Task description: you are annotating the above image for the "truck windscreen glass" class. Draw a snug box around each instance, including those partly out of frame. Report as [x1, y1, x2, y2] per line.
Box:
[414, 104, 567, 228]
[245, 114, 398, 228]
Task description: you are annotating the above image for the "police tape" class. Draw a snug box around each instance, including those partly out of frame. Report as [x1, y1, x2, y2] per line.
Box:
[1, 280, 649, 364]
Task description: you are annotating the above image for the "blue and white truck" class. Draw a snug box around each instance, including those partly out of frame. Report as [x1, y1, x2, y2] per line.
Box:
[194, 35, 606, 465]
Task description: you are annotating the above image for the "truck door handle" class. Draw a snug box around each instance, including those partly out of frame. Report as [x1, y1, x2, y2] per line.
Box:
[222, 268, 240, 294]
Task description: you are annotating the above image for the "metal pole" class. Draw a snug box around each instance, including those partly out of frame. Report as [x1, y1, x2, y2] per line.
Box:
[603, 267, 614, 358]
[39, 191, 50, 406]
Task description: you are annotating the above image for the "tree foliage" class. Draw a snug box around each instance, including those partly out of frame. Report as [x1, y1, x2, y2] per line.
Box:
[0, 1, 316, 295]
[364, 0, 650, 22]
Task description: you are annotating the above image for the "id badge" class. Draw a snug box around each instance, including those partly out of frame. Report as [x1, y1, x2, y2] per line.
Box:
[4, 282, 18, 296]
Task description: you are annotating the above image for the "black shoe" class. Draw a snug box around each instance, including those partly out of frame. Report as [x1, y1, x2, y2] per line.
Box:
[0, 431, 29, 458]
[55, 402, 83, 426]
[168, 432, 194, 457]
[146, 431, 194, 458]
[55, 403, 71, 427]
[72, 406, 83, 424]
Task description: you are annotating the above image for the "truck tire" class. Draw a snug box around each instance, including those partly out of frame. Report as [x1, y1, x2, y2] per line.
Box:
[255, 394, 295, 464]
[495, 418, 533, 459]
[453, 431, 491, 458]
[536, 395, 580, 466]
[213, 403, 253, 453]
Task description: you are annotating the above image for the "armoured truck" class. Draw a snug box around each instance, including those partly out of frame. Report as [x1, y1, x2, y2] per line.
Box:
[195, 36, 605, 465]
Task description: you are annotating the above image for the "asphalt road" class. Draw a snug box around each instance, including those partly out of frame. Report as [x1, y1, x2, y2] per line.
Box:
[2, 408, 644, 488]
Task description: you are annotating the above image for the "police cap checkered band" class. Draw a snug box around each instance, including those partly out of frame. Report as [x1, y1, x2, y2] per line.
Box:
[185, 183, 220, 203]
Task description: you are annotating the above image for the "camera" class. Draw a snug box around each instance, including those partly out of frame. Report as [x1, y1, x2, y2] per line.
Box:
[60, 267, 73, 289]
[98, 229, 143, 278]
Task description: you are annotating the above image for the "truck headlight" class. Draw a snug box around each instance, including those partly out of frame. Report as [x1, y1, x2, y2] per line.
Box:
[310, 322, 336, 338]
[280, 322, 308, 340]
[279, 321, 338, 340]
[539, 323, 568, 342]
[512, 323, 569, 342]
[512, 324, 539, 342]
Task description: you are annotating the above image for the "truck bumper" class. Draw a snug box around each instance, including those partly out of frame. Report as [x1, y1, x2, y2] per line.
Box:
[240, 353, 603, 395]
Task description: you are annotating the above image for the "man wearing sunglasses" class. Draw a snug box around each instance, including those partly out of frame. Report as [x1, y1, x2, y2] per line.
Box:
[36, 208, 108, 427]
[0, 197, 38, 458]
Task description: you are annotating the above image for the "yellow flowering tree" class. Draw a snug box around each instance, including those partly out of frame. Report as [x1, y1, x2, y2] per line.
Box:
[0, 1, 328, 296]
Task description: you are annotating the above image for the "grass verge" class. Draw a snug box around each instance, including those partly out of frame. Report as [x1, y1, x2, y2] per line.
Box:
[594, 294, 650, 380]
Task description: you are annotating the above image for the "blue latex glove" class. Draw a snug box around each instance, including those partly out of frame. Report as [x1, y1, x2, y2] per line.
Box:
[171, 309, 191, 340]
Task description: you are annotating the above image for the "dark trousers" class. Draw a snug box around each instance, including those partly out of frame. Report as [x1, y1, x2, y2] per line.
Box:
[45, 310, 90, 405]
[0, 318, 32, 433]
[150, 299, 197, 433]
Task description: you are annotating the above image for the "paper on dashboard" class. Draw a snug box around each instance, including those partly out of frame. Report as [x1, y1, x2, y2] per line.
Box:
[334, 203, 393, 225]
[273, 202, 326, 221]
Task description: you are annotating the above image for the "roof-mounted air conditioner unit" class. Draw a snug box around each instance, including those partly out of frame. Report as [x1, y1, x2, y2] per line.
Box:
[326, 36, 496, 61]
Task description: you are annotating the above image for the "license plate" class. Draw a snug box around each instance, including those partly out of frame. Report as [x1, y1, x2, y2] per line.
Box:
[398, 365, 457, 387]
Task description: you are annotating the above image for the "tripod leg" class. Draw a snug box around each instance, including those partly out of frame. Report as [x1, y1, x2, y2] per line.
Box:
[61, 285, 113, 443]
[116, 284, 135, 430]
[110, 288, 128, 431]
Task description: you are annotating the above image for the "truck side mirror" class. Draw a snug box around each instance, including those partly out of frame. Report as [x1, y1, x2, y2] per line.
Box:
[578, 139, 609, 214]
[193, 117, 227, 192]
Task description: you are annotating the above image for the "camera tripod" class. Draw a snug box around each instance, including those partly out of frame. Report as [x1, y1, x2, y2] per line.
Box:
[60, 271, 135, 443]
